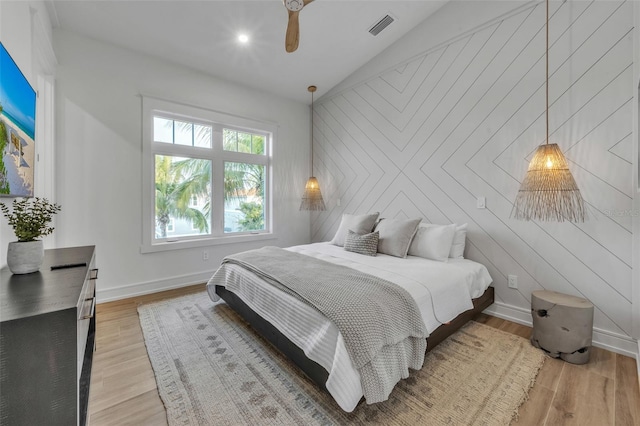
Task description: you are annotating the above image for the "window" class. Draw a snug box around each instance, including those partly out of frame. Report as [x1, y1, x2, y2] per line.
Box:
[142, 97, 274, 252]
[223, 129, 265, 154]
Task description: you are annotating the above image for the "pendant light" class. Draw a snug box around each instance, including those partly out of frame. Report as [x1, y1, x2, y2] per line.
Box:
[300, 85, 326, 211]
[511, 0, 586, 222]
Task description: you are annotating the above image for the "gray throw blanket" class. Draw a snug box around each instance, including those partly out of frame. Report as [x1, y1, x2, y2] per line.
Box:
[219, 246, 428, 404]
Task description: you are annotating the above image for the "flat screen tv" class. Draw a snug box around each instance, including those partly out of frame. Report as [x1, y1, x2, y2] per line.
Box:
[0, 42, 36, 197]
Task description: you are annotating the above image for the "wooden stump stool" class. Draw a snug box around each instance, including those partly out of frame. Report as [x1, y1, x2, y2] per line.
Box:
[530, 290, 594, 364]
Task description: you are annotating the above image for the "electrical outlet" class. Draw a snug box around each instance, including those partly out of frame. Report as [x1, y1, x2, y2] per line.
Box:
[508, 275, 518, 289]
[477, 196, 486, 209]
[202, 250, 209, 261]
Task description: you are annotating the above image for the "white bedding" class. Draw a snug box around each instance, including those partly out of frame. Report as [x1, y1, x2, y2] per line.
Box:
[206, 242, 492, 412]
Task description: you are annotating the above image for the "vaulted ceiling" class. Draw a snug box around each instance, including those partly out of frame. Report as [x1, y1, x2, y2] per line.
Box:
[47, 0, 446, 103]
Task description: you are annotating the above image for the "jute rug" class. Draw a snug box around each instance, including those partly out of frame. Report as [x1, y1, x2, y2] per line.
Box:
[138, 291, 545, 425]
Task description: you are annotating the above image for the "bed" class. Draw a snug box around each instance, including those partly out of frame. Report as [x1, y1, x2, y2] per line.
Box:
[206, 240, 493, 412]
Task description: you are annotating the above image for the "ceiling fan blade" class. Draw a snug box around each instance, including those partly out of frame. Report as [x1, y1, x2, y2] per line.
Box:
[302, 0, 314, 6]
[285, 10, 300, 53]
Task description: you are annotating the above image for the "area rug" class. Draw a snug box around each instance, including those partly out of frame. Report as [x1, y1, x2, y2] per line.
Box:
[138, 291, 545, 425]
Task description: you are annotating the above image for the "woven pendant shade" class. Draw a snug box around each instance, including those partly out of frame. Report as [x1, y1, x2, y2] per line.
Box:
[511, 0, 585, 223]
[300, 85, 326, 211]
[512, 143, 585, 222]
[300, 176, 326, 211]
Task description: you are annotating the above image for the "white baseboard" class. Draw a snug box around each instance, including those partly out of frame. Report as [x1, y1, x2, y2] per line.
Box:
[483, 300, 531, 324]
[484, 301, 640, 359]
[96, 270, 215, 303]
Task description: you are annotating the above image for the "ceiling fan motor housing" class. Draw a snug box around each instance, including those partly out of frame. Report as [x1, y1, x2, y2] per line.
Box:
[285, 0, 305, 12]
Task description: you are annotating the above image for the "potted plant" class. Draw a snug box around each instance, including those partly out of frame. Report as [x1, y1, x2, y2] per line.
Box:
[0, 197, 62, 274]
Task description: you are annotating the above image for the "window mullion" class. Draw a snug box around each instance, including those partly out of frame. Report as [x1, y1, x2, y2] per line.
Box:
[222, 151, 268, 165]
[212, 156, 225, 237]
[153, 144, 213, 159]
[212, 124, 224, 155]
[211, 124, 224, 237]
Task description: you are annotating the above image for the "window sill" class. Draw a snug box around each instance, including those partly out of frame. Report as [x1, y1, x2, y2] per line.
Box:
[140, 233, 278, 254]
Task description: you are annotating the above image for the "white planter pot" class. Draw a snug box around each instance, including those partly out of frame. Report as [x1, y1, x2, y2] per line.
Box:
[7, 240, 44, 274]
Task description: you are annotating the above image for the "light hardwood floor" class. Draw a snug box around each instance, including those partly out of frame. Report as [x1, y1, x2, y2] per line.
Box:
[88, 285, 640, 425]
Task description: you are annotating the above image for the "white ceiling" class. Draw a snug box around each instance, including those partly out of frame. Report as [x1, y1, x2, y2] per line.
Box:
[47, 0, 446, 104]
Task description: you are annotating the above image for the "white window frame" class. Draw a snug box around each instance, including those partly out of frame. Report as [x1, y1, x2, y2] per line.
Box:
[141, 96, 276, 253]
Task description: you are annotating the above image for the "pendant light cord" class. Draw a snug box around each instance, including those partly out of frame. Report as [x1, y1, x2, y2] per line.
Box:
[545, 0, 549, 145]
[311, 89, 314, 175]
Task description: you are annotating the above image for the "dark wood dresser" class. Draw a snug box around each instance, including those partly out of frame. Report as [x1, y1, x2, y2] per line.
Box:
[0, 245, 97, 426]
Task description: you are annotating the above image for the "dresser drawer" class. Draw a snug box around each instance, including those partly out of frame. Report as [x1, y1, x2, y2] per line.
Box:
[77, 302, 93, 379]
[77, 268, 97, 320]
[77, 262, 97, 381]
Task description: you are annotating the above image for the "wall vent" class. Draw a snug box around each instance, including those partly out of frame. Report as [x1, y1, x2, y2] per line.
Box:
[368, 14, 395, 36]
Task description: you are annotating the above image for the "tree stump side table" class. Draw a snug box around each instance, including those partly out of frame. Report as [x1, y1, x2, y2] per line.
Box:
[530, 290, 594, 364]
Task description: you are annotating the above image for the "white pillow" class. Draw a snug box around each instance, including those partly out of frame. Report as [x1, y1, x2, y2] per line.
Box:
[330, 212, 379, 247]
[449, 223, 468, 258]
[408, 223, 456, 262]
[375, 218, 422, 258]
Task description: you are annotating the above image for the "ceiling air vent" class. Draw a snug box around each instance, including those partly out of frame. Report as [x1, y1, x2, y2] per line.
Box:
[368, 14, 395, 36]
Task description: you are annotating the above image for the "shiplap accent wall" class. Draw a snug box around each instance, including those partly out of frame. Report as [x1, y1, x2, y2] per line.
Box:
[313, 1, 636, 349]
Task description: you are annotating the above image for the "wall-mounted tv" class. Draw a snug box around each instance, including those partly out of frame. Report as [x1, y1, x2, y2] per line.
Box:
[0, 42, 36, 197]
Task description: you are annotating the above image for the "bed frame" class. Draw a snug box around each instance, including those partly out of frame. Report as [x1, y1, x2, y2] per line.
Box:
[215, 285, 494, 393]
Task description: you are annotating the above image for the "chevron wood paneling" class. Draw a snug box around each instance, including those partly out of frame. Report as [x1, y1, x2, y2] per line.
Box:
[313, 1, 635, 339]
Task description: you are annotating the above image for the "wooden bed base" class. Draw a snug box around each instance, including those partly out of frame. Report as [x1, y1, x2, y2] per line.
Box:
[425, 286, 495, 351]
[215, 285, 494, 393]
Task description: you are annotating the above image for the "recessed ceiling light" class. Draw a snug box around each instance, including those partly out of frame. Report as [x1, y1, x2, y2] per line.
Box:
[238, 34, 249, 44]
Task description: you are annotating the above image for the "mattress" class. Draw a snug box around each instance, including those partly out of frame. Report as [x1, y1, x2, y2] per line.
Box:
[207, 242, 493, 412]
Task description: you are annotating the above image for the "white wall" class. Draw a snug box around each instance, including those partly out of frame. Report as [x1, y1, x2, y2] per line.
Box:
[0, 0, 56, 267]
[52, 29, 311, 301]
[633, 0, 640, 363]
[314, 0, 638, 356]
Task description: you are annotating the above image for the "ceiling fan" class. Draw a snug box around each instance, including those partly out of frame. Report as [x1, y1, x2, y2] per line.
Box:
[284, 0, 313, 53]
